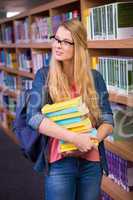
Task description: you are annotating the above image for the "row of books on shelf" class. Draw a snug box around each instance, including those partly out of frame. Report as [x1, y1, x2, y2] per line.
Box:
[0, 72, 17, 90]
[1, 1, 133, 44]
[0, 10, 80, 44]
[1, 49, 133, 93]
[31, 10, 79, 43]
[0, 49, 5, 65]
[106, 149, 133, 192]
[0, 49, 18, 68]
[32, 50, 51, 74]
[21, 77, 33, 90]
[0, 24, 14, 44]
[100, 191, 113, 200]
[0, 94, 16, 114]
[0, 111, 14, 129]
[84, 2, 133, 40]
[0, 49, 51, 73]
[18, 49, 32, 72]
[93, 56, 133, 94]
[14, 18, 30, 44]
[0, 71, 33, 91]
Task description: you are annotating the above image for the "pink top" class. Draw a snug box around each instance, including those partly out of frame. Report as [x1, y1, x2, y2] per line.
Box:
[48, 83, 100, 163]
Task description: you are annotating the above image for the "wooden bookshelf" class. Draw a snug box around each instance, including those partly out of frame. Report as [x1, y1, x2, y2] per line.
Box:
[2, 107, 16, 118]
[0, 43, 16, 48]
[109, 91, 133, 107]
[105, 140, 133, 162]
[0, 42, 52, 49]
[0, 0, 133, 199]
[17, 42, 52, 49]
[101, 176, 133, 200]
[0, 85, 17, 99]
[0, 66, 34, 79]
[17, 71, 34, 79]
[87, 38, 133, 49]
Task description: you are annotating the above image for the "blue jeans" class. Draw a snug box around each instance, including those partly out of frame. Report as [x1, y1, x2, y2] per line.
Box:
[44, 157, 103, 200]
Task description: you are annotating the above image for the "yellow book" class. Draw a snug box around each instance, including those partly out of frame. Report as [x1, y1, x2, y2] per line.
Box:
[68, 125, 91, 133]
[62, 118, 91, 129]
[60, 138, 99, 153]
[49, 111, 87, 121]
[82, 8, 89, 27]
[11, 53, 18, 69]
[60, 143, 77, 152]
[60, 128, 99, 152]
[91, 56, 98, 69]
[41, 96, 81, 114]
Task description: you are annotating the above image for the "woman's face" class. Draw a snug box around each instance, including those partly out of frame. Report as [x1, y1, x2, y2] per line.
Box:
[52, 26, 74, 62]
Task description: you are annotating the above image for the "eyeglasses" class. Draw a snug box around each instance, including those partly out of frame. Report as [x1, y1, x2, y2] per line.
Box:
[50, 35, 74, 48]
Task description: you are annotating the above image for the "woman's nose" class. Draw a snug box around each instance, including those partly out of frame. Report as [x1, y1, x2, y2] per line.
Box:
[56, 41, 62, 48]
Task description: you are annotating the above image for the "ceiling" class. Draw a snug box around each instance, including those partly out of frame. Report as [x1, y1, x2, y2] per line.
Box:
[0, 0, 53, 12]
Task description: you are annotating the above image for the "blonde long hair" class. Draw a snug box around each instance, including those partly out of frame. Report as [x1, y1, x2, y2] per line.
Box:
[48, 20, 101, 124]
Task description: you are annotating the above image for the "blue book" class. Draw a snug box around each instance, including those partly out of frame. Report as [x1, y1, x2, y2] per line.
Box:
[46, 107, 78, 117]
[56, 117, 81, 125]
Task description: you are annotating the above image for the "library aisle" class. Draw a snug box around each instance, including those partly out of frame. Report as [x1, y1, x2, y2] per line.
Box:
[0, 128, 44, 200]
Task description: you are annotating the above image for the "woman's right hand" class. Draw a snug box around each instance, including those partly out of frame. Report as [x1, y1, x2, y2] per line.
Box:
[71, 133, 94, 152]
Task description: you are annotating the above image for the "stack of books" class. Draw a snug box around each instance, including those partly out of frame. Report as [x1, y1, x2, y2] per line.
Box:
[41, 96, 99, 152]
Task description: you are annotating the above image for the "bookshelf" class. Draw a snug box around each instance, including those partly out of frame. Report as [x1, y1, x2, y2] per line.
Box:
[105, 140, 133, 162]
[109, 91, 133, 107]
[0, 66, 34, 78]
[0, 0, 133, 199]
[102, 176, 133, 200]
[87, 39, 133, 49]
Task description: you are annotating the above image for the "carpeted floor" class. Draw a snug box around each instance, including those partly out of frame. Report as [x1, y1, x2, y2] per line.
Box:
[0, 128, 44, 200]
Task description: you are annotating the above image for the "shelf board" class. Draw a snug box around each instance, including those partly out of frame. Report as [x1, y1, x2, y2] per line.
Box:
[16, 42, 51, 49]
[30, 0, 78, 15]
[0, 42, 52, 49]
[0, 106, 16, 118]
[0, 66, 19, 75]
[17, 70, 34, 79]
[87, 38, 133, 49]
[0, 0, 78, 23]
[102, 176, 133, 200]
[105, 140, 133, 162]
[109, 90, 133, 107]
[4, 108, 16, 118]
[0, 43, 16, 48]
[0, 86, 17, 99]
[29, 42, 52, 49]
[0, 11, 28, 23]
[0, 66, 34, 79]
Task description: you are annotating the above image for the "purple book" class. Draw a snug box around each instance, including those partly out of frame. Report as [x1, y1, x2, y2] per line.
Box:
[51, 15, 62, 35]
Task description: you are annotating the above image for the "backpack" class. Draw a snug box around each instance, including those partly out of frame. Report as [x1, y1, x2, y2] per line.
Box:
[13, 68, 48, 163]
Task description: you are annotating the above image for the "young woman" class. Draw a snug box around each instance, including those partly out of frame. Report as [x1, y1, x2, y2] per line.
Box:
[27, 20, 114, 200]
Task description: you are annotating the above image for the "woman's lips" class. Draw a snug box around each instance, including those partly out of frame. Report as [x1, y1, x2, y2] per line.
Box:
[55, 51, 63, 56]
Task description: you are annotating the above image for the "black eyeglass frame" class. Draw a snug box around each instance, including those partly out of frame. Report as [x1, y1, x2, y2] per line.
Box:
[50, 35, 74, 46]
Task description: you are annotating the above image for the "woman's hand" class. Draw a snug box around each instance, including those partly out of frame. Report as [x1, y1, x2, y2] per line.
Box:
[72, 133, 94, 152]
